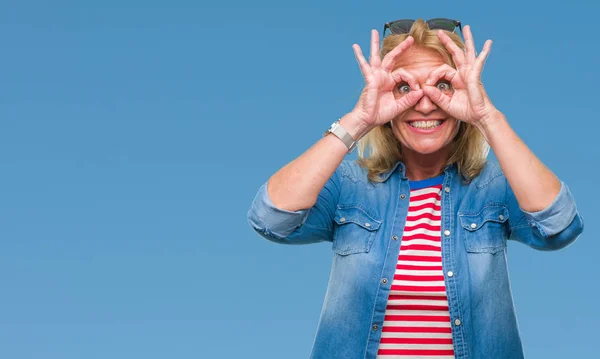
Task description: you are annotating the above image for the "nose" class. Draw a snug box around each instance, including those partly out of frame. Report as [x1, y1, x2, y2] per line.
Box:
[413, 94, 438, 115]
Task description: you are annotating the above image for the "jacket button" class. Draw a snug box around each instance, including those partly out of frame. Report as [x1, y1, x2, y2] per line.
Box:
[454, 319, 461, 326]
[444, 187, 450, 193]
[470, 223, 477, 229]
[443, 230, 450, 236]
[447, 271, 454, 277]
[381, 278, 388, 284]
[400, 194, 406, 200]
[365, 223, 371, 227]
[340, 217, 346, 223]
[499, 214, 504, 221]
[372, 325, 378, 331]
[392, 235, 398, 240]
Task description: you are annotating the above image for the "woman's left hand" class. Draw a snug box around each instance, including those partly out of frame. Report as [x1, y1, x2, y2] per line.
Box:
[422, 25, 498, 127]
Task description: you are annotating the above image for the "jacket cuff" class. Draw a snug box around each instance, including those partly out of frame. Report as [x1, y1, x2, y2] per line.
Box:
[521, 182, 577, 237]
[247, 182, 309, 239]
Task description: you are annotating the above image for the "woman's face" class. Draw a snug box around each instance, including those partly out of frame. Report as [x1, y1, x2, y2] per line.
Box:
[391, 46, 461, 156]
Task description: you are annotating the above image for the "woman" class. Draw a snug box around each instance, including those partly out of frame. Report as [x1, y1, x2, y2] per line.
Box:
[247, 19, 583, 359]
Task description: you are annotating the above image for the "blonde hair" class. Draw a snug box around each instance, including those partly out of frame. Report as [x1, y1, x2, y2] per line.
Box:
[357, 19, 489, 183]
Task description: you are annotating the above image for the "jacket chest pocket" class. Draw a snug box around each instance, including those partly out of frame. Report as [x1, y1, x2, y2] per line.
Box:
[332, 206, 382, 255]
[459, 205, 509, 254]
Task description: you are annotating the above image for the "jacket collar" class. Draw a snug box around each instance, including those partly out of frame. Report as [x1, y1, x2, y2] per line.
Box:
[379, 161, 456, 182]
[378, 161, 404, 182]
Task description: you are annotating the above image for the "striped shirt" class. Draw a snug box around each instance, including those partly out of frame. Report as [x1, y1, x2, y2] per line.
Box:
[377, 175, 454, 358]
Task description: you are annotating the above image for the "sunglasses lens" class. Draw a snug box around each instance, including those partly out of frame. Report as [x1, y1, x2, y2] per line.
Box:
[389, 20, 414, 34]
[427, 19, 457, 32]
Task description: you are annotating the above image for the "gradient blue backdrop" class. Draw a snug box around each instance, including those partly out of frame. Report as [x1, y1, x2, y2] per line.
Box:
[0, 1, 598, 358]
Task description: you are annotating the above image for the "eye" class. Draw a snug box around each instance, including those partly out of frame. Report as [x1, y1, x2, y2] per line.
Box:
[398, 83, 411, 94]
[436, 80, 452, 92]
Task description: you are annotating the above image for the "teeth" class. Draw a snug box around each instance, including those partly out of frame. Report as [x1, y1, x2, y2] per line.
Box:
[410, 120, 442, 129]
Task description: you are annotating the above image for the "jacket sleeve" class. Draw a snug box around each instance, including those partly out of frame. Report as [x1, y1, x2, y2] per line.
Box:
[506, 177, 584, 251]
[246, 162, 343, 245]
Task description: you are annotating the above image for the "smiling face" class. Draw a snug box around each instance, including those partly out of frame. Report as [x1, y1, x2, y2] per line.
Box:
[391, 46, 461, 158]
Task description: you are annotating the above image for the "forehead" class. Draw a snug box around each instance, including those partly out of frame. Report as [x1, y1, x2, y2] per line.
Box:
[394, 46, 449, 79]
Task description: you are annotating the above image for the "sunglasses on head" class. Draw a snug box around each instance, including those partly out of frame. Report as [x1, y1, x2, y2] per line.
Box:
[383, 18, 462, 36]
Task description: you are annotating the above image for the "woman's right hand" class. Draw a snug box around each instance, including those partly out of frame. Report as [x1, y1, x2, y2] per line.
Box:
[349, 30, 424, 132]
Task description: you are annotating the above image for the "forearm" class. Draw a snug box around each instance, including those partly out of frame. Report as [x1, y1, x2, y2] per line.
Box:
[268, 113, 373, 211]
[479, 111, 561, 212]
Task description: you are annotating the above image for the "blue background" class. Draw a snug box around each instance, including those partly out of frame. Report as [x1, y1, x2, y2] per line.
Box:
[0, 0, 598, 358]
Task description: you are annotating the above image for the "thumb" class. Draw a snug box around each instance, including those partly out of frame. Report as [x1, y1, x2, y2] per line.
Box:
[397, 89, 424, 111]
[423, 86, 451, 112]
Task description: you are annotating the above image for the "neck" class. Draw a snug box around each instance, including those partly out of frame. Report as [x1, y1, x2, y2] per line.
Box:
[402, 146, 450, 181]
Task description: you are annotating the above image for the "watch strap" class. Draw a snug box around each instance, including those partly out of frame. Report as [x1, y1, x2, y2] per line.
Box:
[324, 120, 357, 152]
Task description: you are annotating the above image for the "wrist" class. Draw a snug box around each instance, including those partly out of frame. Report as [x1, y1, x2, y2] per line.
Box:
[476, 110, 506, 138]
[339, 112, 375, 140]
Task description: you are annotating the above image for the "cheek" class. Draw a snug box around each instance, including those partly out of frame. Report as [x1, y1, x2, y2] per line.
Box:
[438, 119, 460, 145]
[390, 113, 405, 129]
[448, 119, 461, 139]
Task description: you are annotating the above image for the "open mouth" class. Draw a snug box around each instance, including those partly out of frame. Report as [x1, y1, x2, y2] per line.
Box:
[407, 119, 446, 130]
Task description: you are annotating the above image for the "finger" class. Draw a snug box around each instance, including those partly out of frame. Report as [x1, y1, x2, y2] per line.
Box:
[473, 39, 493, 76]
[437, 30, 465, 67]
[423, 86, 452, 112]
[397, 89, 424, 111]
[381, 36, 414, 71]
[463, 25, 476, 63]
[352, 44, 371, 78]
[390, 68, 420, 90]
[370, 29, 381, 67]
[425, 64, 456, 85]
[425, 64, 465, 89]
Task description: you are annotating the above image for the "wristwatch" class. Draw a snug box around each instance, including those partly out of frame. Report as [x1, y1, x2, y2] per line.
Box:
[323, 120, 357, 152]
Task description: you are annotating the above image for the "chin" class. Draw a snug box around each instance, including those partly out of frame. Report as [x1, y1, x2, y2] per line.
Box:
[405, 142, 449, 155]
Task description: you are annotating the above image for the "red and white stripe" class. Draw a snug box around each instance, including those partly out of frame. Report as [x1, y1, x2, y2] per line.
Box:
[377, 184, 454, 358]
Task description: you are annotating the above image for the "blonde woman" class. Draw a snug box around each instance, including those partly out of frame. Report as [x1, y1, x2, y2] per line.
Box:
[247, 19, 583, 359]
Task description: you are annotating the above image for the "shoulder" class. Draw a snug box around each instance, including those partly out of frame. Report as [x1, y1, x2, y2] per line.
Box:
[336, 160, 378, 185]
[337, 160, 368, 179]
[331, 160, 386, 193]
[467, 160, 507, 190]
[456, 161, 508, 203]
[457, 160, 510, 214]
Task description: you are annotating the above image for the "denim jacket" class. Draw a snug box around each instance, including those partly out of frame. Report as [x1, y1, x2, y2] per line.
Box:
[247, 160, 584, 359]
